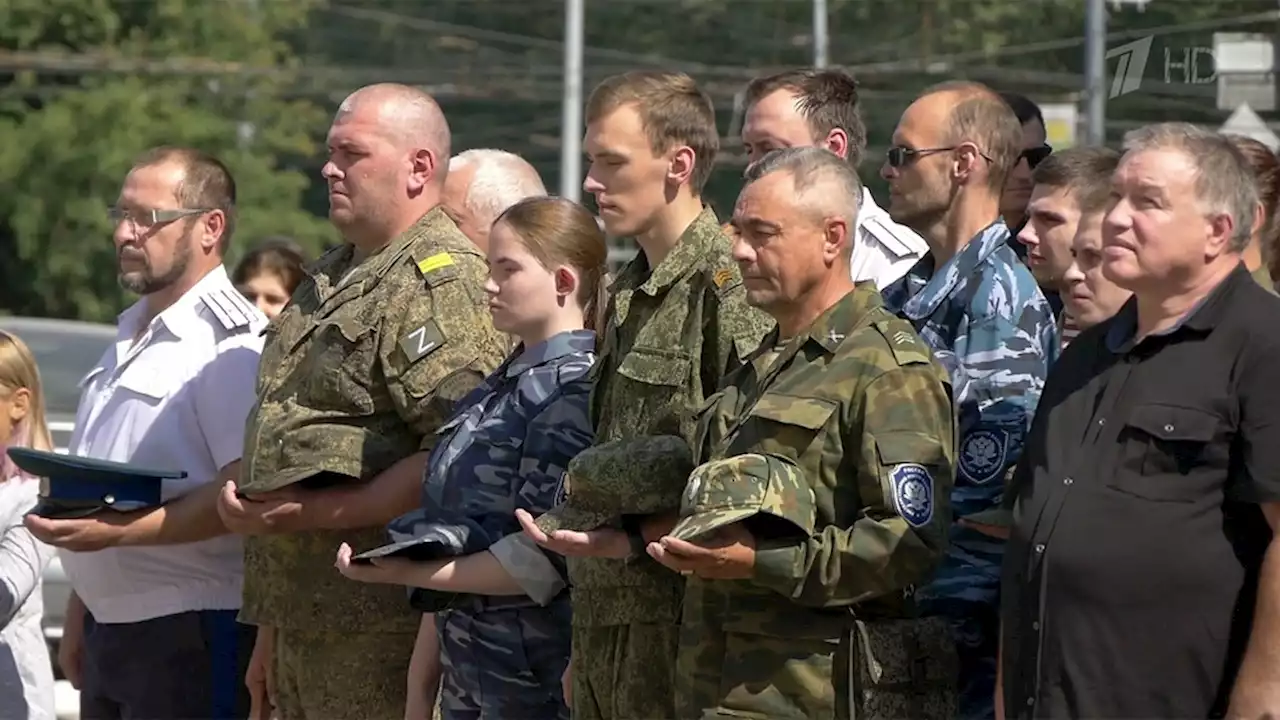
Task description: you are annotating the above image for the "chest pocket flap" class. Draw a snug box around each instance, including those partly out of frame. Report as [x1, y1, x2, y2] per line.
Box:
[748, 394, 838, 430]
[743, 395, 839, 462]
[616, 346, 690, 387]
[1126, 403, 1218, 442]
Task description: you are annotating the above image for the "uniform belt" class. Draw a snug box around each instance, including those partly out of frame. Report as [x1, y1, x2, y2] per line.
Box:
[454, 589, 568, 614]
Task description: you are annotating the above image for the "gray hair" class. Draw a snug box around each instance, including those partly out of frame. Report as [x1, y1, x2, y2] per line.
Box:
[743, 146, 863, 226]
[1121, 122, 1258, 251]
[449, 149, 547, 226]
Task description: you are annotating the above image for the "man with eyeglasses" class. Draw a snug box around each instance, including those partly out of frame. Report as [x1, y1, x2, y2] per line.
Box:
[23, 146, 265, 719]
[878, 82, 1058, 720]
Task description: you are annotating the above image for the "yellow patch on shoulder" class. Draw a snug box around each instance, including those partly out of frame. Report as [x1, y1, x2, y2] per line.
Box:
[713, 268, 734, 288]
[416, 252, 455, 275]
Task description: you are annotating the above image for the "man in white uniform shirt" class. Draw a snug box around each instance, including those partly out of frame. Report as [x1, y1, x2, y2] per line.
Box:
[740, 68, 928, 288]
[24, 146, 265, 720]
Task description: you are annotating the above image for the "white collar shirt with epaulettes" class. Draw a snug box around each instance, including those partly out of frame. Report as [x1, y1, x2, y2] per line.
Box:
[61, 265, 267, 625]
[852, 188, 930, 291]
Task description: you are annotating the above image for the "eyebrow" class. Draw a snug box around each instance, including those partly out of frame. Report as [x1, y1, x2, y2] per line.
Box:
[729, 216, 781, 234]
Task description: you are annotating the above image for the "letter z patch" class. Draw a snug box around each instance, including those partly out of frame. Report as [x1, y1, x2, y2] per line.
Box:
[398, 319, 446, 364]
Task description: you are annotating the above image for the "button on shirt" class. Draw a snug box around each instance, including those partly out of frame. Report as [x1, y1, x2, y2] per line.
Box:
[881, 221, 1058, 610]
[851, 188, 929, 289]
[63, 266, 265, 624]
[1001, 264, 1280, 719]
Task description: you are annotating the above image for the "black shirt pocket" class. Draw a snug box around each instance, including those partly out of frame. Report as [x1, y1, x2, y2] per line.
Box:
[1110, 403, 1222, 502]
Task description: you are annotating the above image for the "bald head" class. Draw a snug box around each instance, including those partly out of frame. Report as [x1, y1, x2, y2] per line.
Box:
[337, 83, 451, 174]
[443, 149, 547, 252]
[915, 81, 1022, 191]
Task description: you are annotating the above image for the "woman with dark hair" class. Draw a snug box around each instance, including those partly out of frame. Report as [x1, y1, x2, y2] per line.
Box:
[1225, 135, 1280, 290]
[231, 238, 309, 319]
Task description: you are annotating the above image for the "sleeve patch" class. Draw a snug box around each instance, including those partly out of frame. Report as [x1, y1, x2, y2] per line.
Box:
[890, 463, 934, 528]
[959, 429, 1009, 485]
[398, 319, 447, 364]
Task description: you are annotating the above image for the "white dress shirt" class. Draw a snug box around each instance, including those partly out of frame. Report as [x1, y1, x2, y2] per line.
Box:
[851, 188, 930, 290]
[61, 266, 265, 624]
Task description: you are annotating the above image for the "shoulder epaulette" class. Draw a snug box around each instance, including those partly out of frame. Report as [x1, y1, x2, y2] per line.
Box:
[201, 288, 259, 332]
[872, 319, 933, 367]
[704, 246, 742, 296]
[410, 249, 461, 288]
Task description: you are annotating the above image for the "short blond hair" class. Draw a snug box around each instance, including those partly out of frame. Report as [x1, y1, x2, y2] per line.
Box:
[586, 70, 719, 194]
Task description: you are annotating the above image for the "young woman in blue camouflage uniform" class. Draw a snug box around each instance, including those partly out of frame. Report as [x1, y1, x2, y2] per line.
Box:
[336, 196, 606, 720]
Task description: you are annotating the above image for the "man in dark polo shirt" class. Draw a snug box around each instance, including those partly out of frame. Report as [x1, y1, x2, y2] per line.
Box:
[1000, 122, 1280, 720]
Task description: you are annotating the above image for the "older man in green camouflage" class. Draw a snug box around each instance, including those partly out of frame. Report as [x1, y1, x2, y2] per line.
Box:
[644, 146, 960, 719]
[517, 70, 772, 720]
[216, 83, 508, 720]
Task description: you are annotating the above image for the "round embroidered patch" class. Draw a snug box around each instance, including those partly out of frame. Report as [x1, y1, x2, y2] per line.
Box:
[959, 429, 1008, 485]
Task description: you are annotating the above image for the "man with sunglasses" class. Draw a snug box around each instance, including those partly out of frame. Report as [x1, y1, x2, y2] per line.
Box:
[879, 82, 1058, 720]
[23, 146, 265, 720]
[998, 93, 1051, 241]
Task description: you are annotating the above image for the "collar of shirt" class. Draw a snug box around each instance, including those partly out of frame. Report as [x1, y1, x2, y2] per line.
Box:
[761, 283, 884, 356]
[501, 329, 597, 378]
[116, 265, 239, 342]
[1104, 263, 1249, 353]
[615, 207, 721, 298]
[856, 188, 929, 260]
[895, 219, 1011, 321]
[332, 206, 461, 286]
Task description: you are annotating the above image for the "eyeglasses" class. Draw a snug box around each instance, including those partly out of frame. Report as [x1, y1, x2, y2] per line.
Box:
[107, 206, 213, 228]
[885, 145, 995, 169]
[1020, 144, 1053, 169]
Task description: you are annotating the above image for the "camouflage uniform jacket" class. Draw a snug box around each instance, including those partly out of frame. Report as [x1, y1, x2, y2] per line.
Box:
[568, 207, 772, 627]
[679, 283, 957, 719]
[239, 207, 509, 634]
[880, 220, 1058, 611]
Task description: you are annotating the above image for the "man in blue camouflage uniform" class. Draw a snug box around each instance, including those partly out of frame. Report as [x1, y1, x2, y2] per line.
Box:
[879, 81, 1059, 720]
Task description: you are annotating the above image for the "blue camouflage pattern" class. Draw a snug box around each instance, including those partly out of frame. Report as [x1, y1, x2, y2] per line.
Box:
[880, 220, 1058, 720]
[389, 329, 597, 720]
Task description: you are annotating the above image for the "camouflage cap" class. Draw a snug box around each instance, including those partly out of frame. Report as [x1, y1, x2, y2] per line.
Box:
[534, 435, 695, 534]
[669, 453, 815, 543]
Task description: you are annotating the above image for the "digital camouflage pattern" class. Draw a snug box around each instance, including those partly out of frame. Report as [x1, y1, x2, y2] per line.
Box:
[679, 282, 958, 720]
[567, 207, 772, 719]
[239, 206, 509, 638]
[880, 220, 1057, 719]
[272, 625, 418, 720]
[534, 434, 694, 535]
[669, 452, 814, 543]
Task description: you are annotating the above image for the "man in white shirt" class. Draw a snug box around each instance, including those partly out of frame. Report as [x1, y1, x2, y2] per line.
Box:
[25, 146, 265, 720]
[740, 68, 929, 288]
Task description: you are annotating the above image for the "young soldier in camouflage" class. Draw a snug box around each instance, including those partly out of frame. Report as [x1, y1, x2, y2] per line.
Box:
[217, 83, 509, 720]
[647, 147, 959, 718]
[519, 70, 772, 720]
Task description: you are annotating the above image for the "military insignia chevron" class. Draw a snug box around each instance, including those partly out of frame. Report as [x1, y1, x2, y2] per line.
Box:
[712, 268, 734, 288]
[398, 318, 446, 364]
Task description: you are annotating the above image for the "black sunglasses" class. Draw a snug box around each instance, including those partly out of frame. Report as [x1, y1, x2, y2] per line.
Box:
[1020, 144, 1053, 168]
[885, 145, 995, 169]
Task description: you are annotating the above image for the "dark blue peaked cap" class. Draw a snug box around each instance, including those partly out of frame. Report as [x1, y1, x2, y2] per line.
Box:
[7, 447, 186, 518]
[353, 508, 492, 613]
